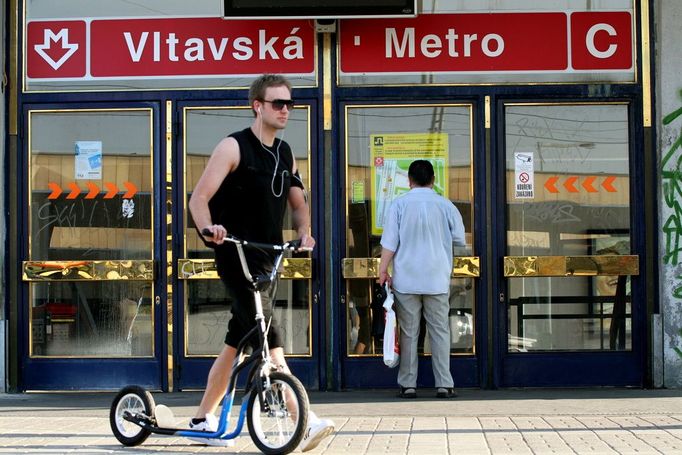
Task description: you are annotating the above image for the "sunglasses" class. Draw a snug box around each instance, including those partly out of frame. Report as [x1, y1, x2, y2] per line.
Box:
[261, 99, 294, 111]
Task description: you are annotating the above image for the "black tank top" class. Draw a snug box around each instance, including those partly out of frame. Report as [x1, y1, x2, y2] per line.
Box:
[210, 127, 295, 277]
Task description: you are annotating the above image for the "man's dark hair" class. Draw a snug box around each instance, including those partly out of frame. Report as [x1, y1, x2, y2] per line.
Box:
[248, 74, 292, 116]
[408, 160, 435, 187]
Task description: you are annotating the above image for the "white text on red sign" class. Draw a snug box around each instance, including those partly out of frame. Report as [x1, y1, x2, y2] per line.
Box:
[26, 12, 633, 80]
[340, 12, 633, 74]
[27, 18, 315, 79]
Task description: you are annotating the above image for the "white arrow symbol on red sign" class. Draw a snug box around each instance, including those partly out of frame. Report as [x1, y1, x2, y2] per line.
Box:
[34, 29, 79, 70]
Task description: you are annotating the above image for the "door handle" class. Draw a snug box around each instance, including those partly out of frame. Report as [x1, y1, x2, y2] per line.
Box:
[342, 257, 480, 278]
[22, 259, 154, 281]
[503, 255, 639, 277]
[176, 258, 311, 279]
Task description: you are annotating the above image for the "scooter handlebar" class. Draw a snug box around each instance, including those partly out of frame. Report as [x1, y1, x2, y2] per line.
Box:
[200, 228, 312, 252]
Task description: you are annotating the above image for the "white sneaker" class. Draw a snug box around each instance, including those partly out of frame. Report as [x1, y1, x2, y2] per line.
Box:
[186, 414, 233, 447]
[299, 417, 335, 452]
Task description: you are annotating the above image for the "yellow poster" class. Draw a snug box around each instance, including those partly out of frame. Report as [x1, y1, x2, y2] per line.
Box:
[370, 133, 449, 235]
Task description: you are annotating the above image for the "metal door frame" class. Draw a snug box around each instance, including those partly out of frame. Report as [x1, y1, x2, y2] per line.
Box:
[491, 95, 648, 388]
[171, 96, 326, 390]
[335, 93, 489, 389]
[17, 101, 167, 391]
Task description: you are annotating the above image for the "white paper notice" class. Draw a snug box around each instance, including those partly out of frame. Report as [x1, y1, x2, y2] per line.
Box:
[75, 141, 102, 180]
[514, 152, 534, 199]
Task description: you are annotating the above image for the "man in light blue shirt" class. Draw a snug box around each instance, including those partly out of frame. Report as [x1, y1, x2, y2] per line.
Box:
[378, 160, 466, 399]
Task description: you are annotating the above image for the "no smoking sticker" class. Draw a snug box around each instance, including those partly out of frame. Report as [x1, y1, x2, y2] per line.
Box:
[514, 152, 535, 199]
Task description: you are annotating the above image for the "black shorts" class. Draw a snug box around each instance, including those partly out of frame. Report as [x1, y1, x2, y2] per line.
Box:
[220, 274, 284, 350]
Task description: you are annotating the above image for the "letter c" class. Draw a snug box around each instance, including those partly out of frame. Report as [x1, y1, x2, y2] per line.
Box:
[586, 23, 617, 59]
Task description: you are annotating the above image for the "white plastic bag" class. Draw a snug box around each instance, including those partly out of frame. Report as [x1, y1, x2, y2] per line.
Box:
[382, 285, 400, 368]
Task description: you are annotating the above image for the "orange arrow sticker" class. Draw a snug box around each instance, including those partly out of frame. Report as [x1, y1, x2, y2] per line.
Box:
[85, 182, 100, 199]
[582, 176, 598, 193]
[66, 182, 81, 199]
[104, 182, 119, 199]
[544, 176, 559, 193]
[47, 182, 63, 199]
[563, 176, 579, 193]
[602, 176, 617, 192]
[122, 181, 138, 199]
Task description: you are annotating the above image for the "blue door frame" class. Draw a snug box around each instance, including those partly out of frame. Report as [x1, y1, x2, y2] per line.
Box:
[17, 100, 167, 391]
[16, 89, 329, 391]
[332, 83, 649, 390]
[171, 96, 327, 390]
[490, 91, 648, 388]
[333, 89, 491, 389]
[14, 53, 650, 391]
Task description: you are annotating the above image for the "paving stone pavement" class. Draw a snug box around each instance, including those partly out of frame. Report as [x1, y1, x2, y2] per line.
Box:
[1, 389, 682, 454]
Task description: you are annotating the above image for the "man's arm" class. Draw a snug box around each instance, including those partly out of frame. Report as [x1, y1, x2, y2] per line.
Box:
[378, 247, 395, 287]
[188, 137, 239, 245]
[378, 200, 400, 287]
[287, 157, 315, 248]
[450, 203, 467, 247]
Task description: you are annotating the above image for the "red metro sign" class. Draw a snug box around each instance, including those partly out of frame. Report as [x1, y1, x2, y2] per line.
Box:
[570, 12, 633, 70]
[90, 18, 314, 77]
[27, 21, 87, 78]
[339, 11, 633, 74]
[26, 12, 633, 81]
[27, 18, 315, 79]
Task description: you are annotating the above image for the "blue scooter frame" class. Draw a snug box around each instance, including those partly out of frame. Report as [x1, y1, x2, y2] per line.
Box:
[110, 235, 310, 454]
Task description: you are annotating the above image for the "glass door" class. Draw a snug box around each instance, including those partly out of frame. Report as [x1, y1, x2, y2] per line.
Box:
[340, 102, 481, 388]
[499, 102, 643, 386]
[21, 106, 163, 390]
[175, 102, 321, 389]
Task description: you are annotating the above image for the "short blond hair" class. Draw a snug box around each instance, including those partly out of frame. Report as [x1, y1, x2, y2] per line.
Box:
[248, 74, 292, 116]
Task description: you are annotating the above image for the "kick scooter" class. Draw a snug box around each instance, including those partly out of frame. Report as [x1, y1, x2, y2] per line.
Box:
[110, 234, 310, 454]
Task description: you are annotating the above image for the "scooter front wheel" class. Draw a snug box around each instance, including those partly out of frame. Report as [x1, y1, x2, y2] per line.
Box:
[247, 371, 309, 454]
[109, 385, 155, 446]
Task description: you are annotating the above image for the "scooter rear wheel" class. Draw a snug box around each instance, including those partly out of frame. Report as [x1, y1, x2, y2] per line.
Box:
[247, 371, 309, 454]
[110, 385, 155, 446]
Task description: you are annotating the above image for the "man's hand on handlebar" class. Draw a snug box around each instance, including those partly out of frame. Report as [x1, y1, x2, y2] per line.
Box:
[298, 233, 315, 250]
[201, 225, 228, 245]
[200, 227, 314, 252]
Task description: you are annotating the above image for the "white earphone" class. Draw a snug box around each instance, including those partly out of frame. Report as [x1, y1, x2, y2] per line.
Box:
[256, 106, 287, 197]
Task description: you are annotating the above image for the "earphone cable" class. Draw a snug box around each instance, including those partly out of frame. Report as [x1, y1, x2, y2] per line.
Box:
[258, 115, 288, 197]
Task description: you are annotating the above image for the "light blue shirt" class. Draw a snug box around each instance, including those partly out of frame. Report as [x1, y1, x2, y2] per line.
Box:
[380, 187, 466, 295]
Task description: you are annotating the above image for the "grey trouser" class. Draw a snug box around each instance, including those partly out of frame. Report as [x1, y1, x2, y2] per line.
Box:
[394, 290, 454, 389]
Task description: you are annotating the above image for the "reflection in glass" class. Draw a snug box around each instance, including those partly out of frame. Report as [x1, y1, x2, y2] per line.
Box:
[347, 278, 475, 355]
[592, 235, 632, 350]
[183, 107, 312, 356]
[28, 110, 154, 358]
[185, 279, 310, 356]
[448, 278, 475, 352]
[505, 104, 632, 352]
[30, 110, 153, 261]
[344, 105, 474, 356]
[30, 281, 153, 356]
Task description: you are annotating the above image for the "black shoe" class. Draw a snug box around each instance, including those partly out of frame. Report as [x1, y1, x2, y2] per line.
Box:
[436, 387, 458, 398]
[398, 387, 417, 399]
